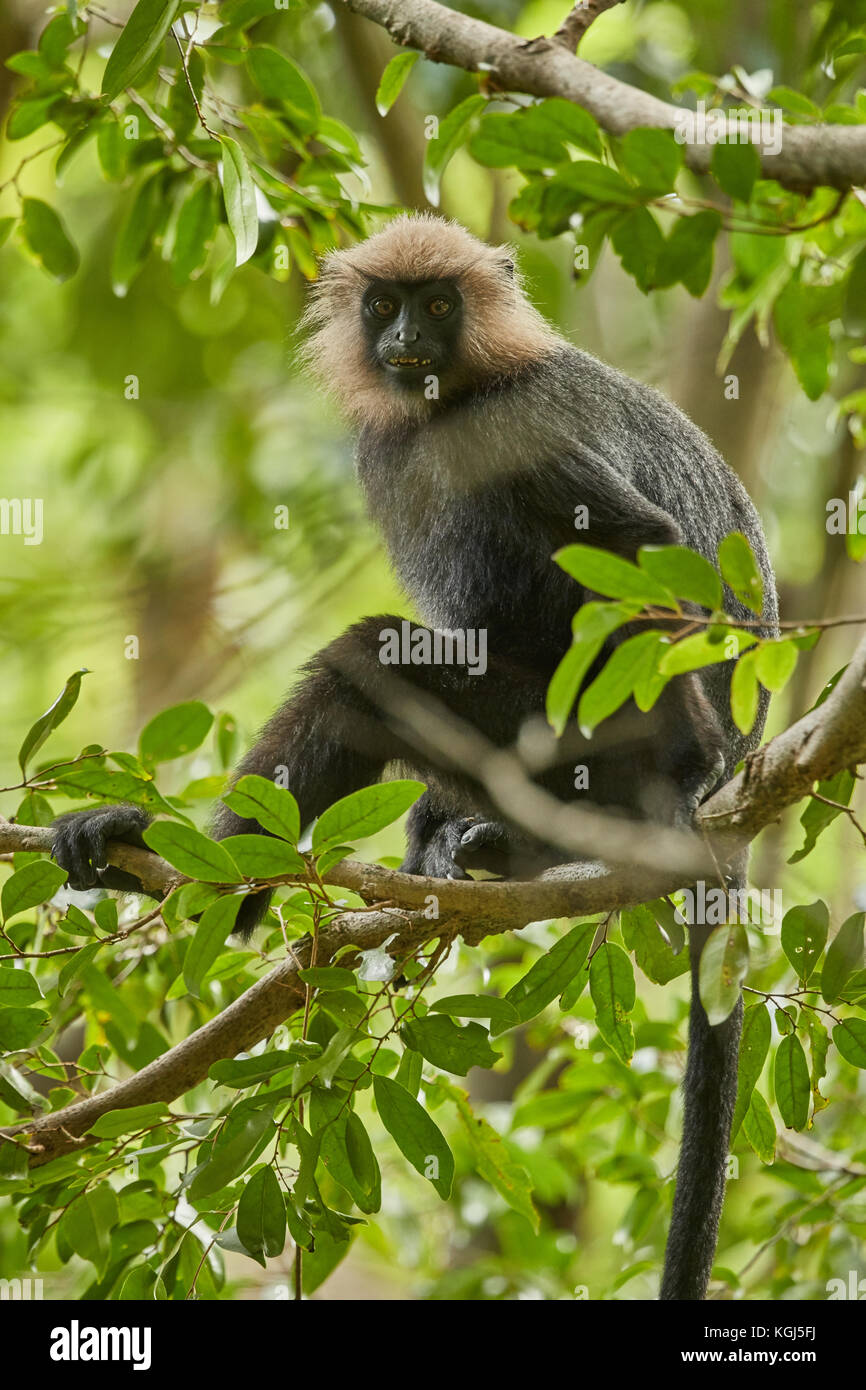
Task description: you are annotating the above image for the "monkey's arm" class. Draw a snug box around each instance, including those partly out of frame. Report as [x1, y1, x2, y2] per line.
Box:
[544, 446, 683, 557]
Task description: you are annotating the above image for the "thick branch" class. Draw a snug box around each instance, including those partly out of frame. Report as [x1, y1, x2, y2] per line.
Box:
[340, 0, 866, 191]
[2, 635, 865, 1164]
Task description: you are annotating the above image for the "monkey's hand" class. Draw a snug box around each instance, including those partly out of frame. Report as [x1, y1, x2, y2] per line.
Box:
[52, 804, 152, 895]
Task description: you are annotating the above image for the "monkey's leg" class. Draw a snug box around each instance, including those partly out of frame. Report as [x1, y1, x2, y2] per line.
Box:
[400, 792, 473, 879]
[211, 615, 554, 932]
[659, 855, 747, 1300]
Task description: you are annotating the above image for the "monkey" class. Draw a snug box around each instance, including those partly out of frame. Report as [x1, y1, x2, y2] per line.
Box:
[52, 213, 778, 1301]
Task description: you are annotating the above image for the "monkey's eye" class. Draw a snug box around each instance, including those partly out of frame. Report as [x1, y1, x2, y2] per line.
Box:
[427, 296, 453, 318]
[369, 296, 397, 318]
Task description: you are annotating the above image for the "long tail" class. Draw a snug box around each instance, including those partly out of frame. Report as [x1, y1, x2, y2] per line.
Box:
[660, 921, 743, 1300]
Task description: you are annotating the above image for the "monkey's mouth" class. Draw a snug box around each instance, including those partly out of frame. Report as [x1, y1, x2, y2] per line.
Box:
[386, 355, 433, 368]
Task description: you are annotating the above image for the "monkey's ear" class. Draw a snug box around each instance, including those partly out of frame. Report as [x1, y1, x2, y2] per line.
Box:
[501, 257, 515, 277]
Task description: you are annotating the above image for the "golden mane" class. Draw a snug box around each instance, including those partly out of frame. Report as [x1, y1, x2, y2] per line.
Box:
[300, 214, 562, 428]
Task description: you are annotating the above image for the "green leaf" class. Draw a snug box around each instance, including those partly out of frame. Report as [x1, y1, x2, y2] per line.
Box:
[7, 96, 60, 141]
[373, 1074, 454, 1199]
[754, 639, 798, 693]
[395, 1047, 422, 1097]
[555, 544, 676, 605]
[168, 178, 218, 282]
[822, 912, 865, 1003]
[655, 210, 721, 297]
[711, 141, 760, 202]
[545, 600, 639, 734]
[658, 629, 755, 676]
[698, 923, 749, 1025]
[430, 994, 518, 1027]
[139, 700, 213, 764]
[246, 46, 320, 132]
[844, 246, 866, 336]
[96, 116, 127, 181]
[219, 835, 305, 878]
[423, 94, 487, 206]
[189, 1108, 275, 1200]
[730, 1002, 771, 1140]
[446, 1081, 539, 1230]
[832, 1017, 866, 1069]
[184, 894, 244, 997]
[309, 1088, 381, 1214]
[290, 1027, 362, 1095]
[0, 1008, 49, 1049]
[554, 161, 636, 205]
[87, 1103, 171, 1138]
[503, 921, 594, 1028]
[20, 198, 79, 282]
[346, 1111, 380, 1202]
[773, 276, 839, 400]
[637, 545, 722, 610]
[101, 0, 181, 100]
[112, 171, 164, 296]
[527, 98, 601, 155]
[615, 127, 683, 195]
[401, 1016, 500, 1074]
[780, 900, 828, 984]
[621, 904, 689, 985]
[222, 774, 301, 843]
[717, 531, 764, 614]
[209, 1047, 318, 1088]
[589, 942, 636, 1063]
[471, 104, 597, 170]
[790, 768, 856, 864]
[143, 821, 242, 882]
[237, 1165, 286, 1265]
[1, 860, 67, 921]
[94, 898, 118, 933]
[58, 941, 105, 998]
[577, 630, 665, 734]
[743, 1088, 775, 1163]
[765, 86, 821, 118]
[774, 1033, 810, 1130]
[221, 136, 258, 266]
[312, 780, 425, 855]
[375, 51, 419, 115]
[610, 206, 664, 292]
[730, 647, 760, 734]
[58, 1187, 119, 1272]
[298, 966, 357, 990]
[0, 967, 43, 1007]
[503, 99, 601, 163]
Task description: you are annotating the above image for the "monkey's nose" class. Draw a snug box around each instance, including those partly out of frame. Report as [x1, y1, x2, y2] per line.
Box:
[397, 325, 421, 343]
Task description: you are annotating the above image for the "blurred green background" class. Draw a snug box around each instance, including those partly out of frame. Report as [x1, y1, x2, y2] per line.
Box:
[1, 0, 864, 1300]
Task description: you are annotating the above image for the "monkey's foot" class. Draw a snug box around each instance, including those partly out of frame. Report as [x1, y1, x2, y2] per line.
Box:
[453, 820, 514, 877]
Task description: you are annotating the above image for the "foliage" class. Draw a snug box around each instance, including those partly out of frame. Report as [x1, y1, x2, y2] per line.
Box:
[1, 0, 865, 1304]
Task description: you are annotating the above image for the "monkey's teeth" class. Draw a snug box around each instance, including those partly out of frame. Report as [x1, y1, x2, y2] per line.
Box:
[388, 357, 432, 367]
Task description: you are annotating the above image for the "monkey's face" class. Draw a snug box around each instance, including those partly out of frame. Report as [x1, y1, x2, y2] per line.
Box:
[361, 278, 463, 392]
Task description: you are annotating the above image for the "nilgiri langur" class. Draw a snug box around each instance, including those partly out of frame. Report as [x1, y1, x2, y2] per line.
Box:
[52, 214, 778, 1301]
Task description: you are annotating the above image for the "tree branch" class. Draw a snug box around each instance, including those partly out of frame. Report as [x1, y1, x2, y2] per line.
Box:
[2, 634, 865, 1165]
[554, 1, 625, 53]
[339, 0, 866, 191]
